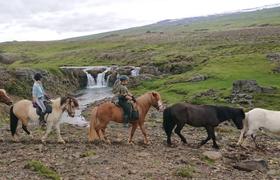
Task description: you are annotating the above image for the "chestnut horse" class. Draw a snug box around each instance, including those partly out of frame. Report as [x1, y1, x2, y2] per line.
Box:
[10, 96, 79, 144]
[88, 92, 164, 144]
[0, 89, 12, 105]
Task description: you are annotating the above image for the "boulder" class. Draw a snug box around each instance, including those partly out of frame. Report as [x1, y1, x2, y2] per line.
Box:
[107, 71, 118, 87]
[160, 62, 193, 74]
[202, 151, 222, 160]
[266, 53, 280, 63]
[139, 66, 160, 75]
[187, 74, 208, 82]
[128, 74, 153, 88]
[0, 53, 19, 64]
[232, 80, 262, 93]
[116, 66, 134, 76]
[233, 159, 268, 172]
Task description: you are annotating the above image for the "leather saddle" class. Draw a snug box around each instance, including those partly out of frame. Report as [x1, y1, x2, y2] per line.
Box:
[33, 101, 52, 116]
[111, 98, 139, 121]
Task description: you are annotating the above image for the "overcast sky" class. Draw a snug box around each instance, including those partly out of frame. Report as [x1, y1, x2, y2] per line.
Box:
[0, 0, 279, 42]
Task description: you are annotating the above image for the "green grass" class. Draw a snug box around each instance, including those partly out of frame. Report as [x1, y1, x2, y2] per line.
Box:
[80, 150, 97, 158]
[25, 160, 60, 180]
[1, 6, 280, 109]
[175, 165, 195, 178]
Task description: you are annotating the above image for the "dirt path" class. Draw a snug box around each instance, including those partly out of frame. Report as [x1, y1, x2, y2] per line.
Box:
[0, 112, 279, 179]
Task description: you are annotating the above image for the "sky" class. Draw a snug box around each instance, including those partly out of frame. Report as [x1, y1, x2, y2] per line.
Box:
[0, 0, 279, 42]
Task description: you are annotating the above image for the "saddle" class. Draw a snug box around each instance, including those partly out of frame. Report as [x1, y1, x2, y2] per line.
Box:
[33, 101, 52, 116]
[111, 97, 139, 122]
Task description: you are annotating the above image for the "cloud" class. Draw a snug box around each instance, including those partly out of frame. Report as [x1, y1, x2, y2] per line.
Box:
[0, 0, 279, 42]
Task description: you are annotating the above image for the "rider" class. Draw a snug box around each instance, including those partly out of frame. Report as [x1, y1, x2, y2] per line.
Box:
[115, 75, 134, 127]
[32, 73, 49, 125]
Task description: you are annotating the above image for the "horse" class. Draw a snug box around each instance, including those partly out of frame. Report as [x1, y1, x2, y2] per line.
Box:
[237, 108, 280, 148]
[10, 96, 79, 144]
[88, 92, 164, 144]
[0, 89, 12, 105]
[163, 103, 245, 149]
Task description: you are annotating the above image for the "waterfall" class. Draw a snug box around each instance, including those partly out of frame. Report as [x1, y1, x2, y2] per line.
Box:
[84, 67, 111, 88]
[84, 70, 95, 88]
[131, 67, 140, 76]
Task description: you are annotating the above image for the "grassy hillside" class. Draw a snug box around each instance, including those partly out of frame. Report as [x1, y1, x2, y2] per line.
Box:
[1, 6, 280, 109]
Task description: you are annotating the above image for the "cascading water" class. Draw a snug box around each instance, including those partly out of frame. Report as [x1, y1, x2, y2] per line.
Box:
[131, 67, 140, 77]
[84, 70, 96, 88]
[95, 67, 111, 87]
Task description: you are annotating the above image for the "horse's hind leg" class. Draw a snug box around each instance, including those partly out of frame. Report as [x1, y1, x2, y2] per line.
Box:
[200, 126, 218, 149]
[174, 123, 187, 144]
[22, 119, 33, 139]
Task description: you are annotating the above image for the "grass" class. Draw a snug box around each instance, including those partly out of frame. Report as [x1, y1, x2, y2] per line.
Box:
[25, 160, 60, 180]
[175, 165, 195, 178]
[80, 150, 97, 158]
[1, 6, 280, 110]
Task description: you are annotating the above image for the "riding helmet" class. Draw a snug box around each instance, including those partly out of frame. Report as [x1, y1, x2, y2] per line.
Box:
[34, 73, 43, 81]
[119, 75, 129, 81]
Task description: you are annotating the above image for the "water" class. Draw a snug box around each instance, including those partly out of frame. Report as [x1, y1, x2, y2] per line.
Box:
[84, 71, 95, 88]
[131, 67, 140, 77]
[60, 87, 113, 127]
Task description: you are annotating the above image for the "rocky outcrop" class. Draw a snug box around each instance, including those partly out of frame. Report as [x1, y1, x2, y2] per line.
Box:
[139, 66, 160, 75]
[229, 80, 277, 106]
[159, 61, 193, 74]
[0, 53, 19, 64]
[187, 74, 208, 82]
[128, 74, 154, 88]
[116, 66, 134, 76]
[233, 159, 268, 172]
[267, 53, 280, 63]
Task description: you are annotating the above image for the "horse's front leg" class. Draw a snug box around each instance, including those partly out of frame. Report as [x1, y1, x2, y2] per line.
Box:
[41, 120, 54, 144]
[174, 123, 187, 144]
[55, 122, 65, 144]
[139, 123, 149, 145]
[128, 123, 138, 144]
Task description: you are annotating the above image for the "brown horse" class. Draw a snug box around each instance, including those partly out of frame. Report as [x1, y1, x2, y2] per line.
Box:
[88, 92, 164, 144]
[0, 89, 12, 105]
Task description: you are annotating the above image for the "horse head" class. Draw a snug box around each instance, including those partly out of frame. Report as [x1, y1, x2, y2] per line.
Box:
[61, 96, 79, 117]
[150, 92, 164, 111]
[232, 108, 245, 130]
[0, 89, 12, 105]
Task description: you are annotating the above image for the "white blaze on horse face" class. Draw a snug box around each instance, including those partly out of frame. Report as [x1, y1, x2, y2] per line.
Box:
[157, 100, 164, 111]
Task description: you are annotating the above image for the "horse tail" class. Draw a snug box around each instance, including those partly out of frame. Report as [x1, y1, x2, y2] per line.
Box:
[163, 107, 175, 136]
[88, 107, 99, 142]
[10, 106, 18, 136]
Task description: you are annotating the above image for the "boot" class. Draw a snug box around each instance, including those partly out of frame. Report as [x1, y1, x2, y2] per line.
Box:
[39, 113, 46, 127]
[123, 115, 129, 128]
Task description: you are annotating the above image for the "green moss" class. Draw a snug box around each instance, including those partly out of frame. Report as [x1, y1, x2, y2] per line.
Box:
[80, 150, 96, 157]
[25, 160, 60, 180]
[175, 165, 195, 178]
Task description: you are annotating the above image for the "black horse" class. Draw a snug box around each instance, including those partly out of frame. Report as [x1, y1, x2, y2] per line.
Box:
[163, 103, 245, 149]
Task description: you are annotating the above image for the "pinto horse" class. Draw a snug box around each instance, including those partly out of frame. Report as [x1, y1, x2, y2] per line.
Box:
[163, 103, 245, 149]
[237, 108, 280, 148]
[88, 92, 164, 144]
[10, 96, 79, 144]
[0, 89, 12, 105]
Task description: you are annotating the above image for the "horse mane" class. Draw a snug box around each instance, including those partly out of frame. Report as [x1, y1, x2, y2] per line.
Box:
[60, 96, 79, 107]
[207, 105, 244, 121]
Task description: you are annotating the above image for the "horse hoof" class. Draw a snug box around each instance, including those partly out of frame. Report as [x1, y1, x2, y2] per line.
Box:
[128, 141, 135, 145]
[41, 139, 46, 144]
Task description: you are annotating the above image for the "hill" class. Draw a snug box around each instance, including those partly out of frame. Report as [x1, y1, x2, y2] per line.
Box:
[0, 6, 280, 110]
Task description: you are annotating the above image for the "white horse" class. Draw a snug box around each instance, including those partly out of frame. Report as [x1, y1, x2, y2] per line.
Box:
[10, 96, 79, 144]
[237, 108, 280, 147]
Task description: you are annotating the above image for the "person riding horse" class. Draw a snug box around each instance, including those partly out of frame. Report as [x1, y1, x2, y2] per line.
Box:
[32, 73, 50, 126]
[113, 75, 135, 127]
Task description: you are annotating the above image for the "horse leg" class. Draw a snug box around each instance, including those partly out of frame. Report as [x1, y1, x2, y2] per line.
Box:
[237, 126, 247, 146]
[251, 134, 260, 148]
[101, 129, 111, 144]
[139, 123, 149, 144]
[174, 123, 187, 144]
[128, 123, 138, 144]
[41, 120, 54, 144]
[200, 126, 212, 147]
[55, 122, 65, 144]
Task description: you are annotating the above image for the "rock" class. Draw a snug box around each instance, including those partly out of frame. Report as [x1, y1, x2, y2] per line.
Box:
[160, 62, 193, 74]
[128, 74, 153, 88]
[0, 53, 19, 64]
[187, 74, 208, 82]
[233, 159, 268, 172]
[107, 71, 118, 87]
[116, 66, 134, 75]
[232, 80, 261, 93]
[266, 53, 280, 63]
[139, 66, 161, 75]
[273, 66, 280, 73]
[128, 170, 137, 175]
[267, 169, 278, 176]
[202, 151, 222, 160]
